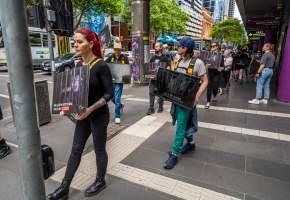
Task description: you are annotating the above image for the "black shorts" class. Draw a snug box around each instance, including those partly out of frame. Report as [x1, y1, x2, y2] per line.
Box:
[235, 64, 246, 70]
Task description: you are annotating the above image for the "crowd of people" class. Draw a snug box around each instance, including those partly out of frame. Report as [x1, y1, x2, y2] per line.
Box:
[0, 28, 275, 199]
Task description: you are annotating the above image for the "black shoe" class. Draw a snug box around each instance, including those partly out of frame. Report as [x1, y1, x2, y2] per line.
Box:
[47, 181, 70, 200]
[0, 142, 11, 159]
[181, 143, 196, 154]
[85, 178, 106, 197]
[146, 108, 155, 115]
[164, 152, 178, 170]
[157, 107, 163, 113]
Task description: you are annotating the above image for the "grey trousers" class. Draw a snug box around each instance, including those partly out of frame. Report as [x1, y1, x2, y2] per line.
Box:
[149, 80, 164, 110]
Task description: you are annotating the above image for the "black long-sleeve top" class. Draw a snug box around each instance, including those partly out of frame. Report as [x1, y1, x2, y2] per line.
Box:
[88, 59, 113, 117]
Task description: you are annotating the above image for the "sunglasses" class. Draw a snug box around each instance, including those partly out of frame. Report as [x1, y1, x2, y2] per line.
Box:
[211, 45, 217, 48]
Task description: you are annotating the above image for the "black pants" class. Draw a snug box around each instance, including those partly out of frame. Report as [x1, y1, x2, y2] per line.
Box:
[64, 109, 109, 182]
[223, 70, 231, 87]
[149, 80, 163, 110]
[207, 68, 220, 102]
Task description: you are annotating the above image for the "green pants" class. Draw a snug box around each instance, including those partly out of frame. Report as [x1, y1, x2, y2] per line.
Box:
[172, 106, 191, 155]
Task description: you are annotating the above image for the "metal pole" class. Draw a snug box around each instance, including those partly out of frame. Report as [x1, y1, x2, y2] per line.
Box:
[0, 1, 46, 200]
[43, 0, 56, 79]
[132, 0, 150, 83]
[119, 17, 121, 38]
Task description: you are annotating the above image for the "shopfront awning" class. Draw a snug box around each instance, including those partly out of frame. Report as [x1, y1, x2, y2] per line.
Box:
[236, 0, 284, 31]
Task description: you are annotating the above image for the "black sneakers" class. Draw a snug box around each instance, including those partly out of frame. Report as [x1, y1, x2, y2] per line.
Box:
[0, 139, 11, 159]
[146, 108, 155, 115]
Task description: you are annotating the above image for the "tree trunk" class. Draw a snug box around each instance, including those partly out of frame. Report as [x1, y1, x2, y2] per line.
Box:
[73, 10, 85, 31]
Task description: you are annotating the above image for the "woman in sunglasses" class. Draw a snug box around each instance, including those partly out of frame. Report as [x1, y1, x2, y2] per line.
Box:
[205, 43, 224, 109]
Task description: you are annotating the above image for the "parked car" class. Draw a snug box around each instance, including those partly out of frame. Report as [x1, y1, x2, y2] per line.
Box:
[42, 53, 81, 73]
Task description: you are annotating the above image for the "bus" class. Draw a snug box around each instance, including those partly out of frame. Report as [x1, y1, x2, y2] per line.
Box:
[0, 27, 59, 69]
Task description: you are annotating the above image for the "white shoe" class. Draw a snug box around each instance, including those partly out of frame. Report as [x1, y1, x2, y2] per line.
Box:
[205, 102, 210, 109]
[260, 99, 268, 105]
[115, 118, 121, 124]
[248, 99, 260, 104]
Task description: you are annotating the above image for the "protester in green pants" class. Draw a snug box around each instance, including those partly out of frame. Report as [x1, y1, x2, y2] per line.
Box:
[164, 37, 208, 169]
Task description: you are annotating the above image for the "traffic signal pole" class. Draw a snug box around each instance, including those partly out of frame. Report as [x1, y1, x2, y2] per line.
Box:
[0, 1, 46, 200]
[43, 0, 56, 79]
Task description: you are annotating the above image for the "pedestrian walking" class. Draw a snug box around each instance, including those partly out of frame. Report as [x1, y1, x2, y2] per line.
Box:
[146, 42, 169, 115]
[105, 41, 129, 124]
[48, 29, 113, 199]
[164, 37, 208, 169]
[233, 48, 249, 85]
[205, 43, 223, 109]
[0, 105, 11, 159]
[223, 49, 233, 91]
[248, 43, 275, 105]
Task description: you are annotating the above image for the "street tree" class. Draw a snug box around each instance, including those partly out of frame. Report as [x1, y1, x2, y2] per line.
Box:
[210, 18, 248, 46]
[121, 0, 189, 36]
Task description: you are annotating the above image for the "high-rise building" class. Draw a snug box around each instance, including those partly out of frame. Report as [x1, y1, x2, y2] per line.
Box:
[224, 0, 235, 19]
[203, 0, 216, 14]
[177, 0, 203, 41]
[203, 0, 234, 21]
[213, 0, 225, 21]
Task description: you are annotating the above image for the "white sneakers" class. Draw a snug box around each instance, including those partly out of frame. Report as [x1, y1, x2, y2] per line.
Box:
[115, 118, 121, 124]
[260, 99, 268, 105]
[248, 99, 268, 105]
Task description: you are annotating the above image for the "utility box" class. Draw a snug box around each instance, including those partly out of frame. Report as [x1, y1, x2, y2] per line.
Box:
[8, 80, 51, 126]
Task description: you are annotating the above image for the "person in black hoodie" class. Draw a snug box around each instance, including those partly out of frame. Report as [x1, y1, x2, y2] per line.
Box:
[48, 29, 113, 199]
[0, 106, 10, 159]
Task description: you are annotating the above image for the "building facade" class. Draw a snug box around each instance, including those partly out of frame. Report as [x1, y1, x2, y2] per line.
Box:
[177, 0, 203, 42]
[213, 0, 225, 21]
[203, 0, 216, 14]
[203, 0, 234, 22]
[201, 8, 214, 44]
[224, 0, 235, 19]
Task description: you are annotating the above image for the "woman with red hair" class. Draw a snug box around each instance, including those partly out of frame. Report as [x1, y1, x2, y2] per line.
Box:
[48, 29, 113, 199]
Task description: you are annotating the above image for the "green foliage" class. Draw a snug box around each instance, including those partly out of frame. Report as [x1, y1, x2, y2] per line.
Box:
[25, 0, 41, 6]
[122, 0, 189, 35]
[210, 19, 248, 46]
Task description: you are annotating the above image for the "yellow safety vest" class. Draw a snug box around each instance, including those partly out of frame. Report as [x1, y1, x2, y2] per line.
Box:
[174, 58, 196, 76]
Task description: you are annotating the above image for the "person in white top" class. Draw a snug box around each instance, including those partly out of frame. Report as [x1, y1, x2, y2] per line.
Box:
[223, 49, 233, 91]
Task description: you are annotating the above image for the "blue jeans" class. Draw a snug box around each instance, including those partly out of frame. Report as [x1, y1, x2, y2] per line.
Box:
[112, 83, 123, 118]
[256, 68, 273, 99]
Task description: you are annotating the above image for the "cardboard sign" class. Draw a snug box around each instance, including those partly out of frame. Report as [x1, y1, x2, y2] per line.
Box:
[107, 63, 131, 84]
[52, 65, 90, 114]
[144, 62, 168, 80]
[155, 68, 200, 110]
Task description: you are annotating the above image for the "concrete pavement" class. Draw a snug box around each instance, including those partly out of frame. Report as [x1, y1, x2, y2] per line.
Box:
[1, 78, 290, 200]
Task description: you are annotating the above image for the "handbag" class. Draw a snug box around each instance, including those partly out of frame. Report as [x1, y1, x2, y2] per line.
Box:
[41, 144, 55, 180]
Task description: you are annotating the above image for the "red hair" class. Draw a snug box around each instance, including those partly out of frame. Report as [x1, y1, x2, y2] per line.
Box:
[76, 29, 102, 58]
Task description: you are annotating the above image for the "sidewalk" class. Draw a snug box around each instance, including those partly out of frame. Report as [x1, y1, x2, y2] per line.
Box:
[1, 81, 290, 200]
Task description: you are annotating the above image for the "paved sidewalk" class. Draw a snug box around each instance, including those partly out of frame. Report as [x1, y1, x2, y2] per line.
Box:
[1, 81, 290, 200]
